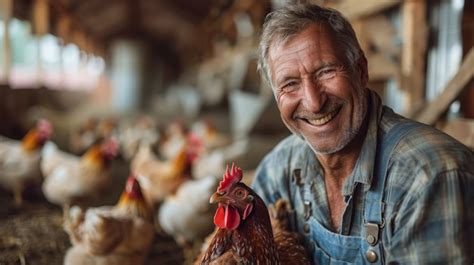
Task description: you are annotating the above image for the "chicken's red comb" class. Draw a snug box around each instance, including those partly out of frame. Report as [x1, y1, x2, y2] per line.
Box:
[125, 174, 143, 199]
[36, 119, 53, 138]
[100, 137, 119, 157]
[217, 163, 243, 192]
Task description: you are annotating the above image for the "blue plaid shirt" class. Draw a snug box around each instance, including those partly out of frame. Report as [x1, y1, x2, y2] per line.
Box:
[252, 90, 474, 264]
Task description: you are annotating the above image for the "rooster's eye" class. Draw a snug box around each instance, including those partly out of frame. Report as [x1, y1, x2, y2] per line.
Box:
[234, 189, 245, 198]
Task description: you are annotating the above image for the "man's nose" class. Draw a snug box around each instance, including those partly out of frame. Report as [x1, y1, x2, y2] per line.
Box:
[302, 79, 325, 112]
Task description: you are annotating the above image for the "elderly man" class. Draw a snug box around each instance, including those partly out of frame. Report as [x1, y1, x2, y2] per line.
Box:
[252, 3, 474, 264]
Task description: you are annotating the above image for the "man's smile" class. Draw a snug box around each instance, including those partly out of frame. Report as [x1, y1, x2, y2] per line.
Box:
[295, 106, 342, 127]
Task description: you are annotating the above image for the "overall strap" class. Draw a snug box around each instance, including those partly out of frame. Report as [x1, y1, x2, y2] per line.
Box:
[363, 121, 425, 262]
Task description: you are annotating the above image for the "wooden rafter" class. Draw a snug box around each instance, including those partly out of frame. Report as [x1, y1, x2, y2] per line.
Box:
[415, 48, 474, 125]
[441, 118, 474, 149]
[325, 0, 400, 20]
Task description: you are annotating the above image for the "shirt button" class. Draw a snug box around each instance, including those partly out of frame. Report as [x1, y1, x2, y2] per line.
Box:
[366, 250, 378, 263]
[303, 223, 310, 233]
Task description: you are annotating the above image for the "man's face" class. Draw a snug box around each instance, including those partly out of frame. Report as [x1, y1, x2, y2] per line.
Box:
[268, 24, 368, 154]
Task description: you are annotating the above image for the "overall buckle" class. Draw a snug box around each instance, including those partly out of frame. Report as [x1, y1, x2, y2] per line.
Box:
[365, 222, 379, 246]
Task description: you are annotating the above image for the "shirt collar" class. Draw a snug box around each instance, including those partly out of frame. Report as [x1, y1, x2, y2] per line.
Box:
[342, 90, 383, 196]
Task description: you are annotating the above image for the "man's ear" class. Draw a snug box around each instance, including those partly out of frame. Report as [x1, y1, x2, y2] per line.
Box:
[357, 53, 368, 87]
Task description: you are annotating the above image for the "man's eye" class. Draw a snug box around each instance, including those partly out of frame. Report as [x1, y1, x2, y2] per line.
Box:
[281, 81, 298, 90]
[317, 68, 336, 80]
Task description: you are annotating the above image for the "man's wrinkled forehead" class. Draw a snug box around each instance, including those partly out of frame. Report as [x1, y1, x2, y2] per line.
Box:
[268, 24, 342, 67]
[269, 23, 336, 58]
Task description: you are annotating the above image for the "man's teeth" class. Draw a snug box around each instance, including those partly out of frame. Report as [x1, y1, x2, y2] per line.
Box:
[307, 109, 339, 126]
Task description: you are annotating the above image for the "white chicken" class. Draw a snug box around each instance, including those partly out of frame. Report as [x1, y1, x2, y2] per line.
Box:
[0, 119, 53, 205]
[117, 116, 160, 161]
[158, 175, 219, 246]
[190, 119, 231, 151]
[64, 176, 154, 265]
[41, 138, 118, 212]
[158, 120, 188, 160]
[191, 138, 248, 180]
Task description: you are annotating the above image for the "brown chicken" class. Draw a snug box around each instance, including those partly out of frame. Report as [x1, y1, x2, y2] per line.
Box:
[197, 164, 310, 265]
[0, 119, 53, 205]
[41, 138, 119, 212]
[64, 175, 154, 265]
[131, 141, 189, 208]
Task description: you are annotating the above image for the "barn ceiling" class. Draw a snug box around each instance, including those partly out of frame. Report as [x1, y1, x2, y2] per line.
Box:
[12, 0, 243, 63]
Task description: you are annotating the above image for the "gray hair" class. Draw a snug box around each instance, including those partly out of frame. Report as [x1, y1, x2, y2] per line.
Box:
[257, 3, 365, 88]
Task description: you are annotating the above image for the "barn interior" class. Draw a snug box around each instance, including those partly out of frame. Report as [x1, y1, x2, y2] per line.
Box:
[0, 0, 473, 264]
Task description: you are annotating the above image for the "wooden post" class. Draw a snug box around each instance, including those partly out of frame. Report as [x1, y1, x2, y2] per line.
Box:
[33, 0, 49, 35]
[460, 0, 474, 118]
[401, 0, 428, 115]
[32, 0, 49, 87]
[1, 0, 12, 84]
[57, 14, 72, 44]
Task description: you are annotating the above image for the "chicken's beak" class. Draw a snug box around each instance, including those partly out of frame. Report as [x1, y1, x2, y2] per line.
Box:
[210, 192, 227, 204]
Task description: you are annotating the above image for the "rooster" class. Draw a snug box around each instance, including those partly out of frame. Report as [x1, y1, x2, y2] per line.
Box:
[41, 138, 119, 213]
[0, 119, 53, 205]
[197, 164, 310, 265]
[64, 175, 154, 265]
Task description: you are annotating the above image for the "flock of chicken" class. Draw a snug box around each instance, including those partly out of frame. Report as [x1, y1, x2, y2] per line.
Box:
[0, 117, 310, 265]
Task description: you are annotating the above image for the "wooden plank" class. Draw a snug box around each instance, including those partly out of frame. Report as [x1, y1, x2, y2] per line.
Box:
[415, 48, 474, 125]
[365, 15, 399, 57]
[351, 19, 370, 53]
[32, 0, 49, 35]
[441, 118, 474, 149]
[460, 0, 474, 118]
[367, 53, 398, 81]
[401, 0, 428, 114]
[1, 0, 12, 84]
[325, 0, 400, 20]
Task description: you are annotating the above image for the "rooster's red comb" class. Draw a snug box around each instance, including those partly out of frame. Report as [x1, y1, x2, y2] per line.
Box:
[217, 163, 243, 192]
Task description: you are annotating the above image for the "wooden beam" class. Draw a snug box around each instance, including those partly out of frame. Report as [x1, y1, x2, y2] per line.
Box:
[367, 53, 398, 81]
[32, 0, 49, 35]
[1, 0, 12, 83]
[460, 0, 474, 118]
[365, 15, 399, 57]
[401, 0, 428, 114]
[325, 0, 400, 20]
[441, 118, 474, 149]
[415, 48, 474, 125]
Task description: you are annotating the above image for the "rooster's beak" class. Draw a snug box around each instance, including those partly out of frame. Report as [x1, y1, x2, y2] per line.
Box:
[210, 192, 228, 204]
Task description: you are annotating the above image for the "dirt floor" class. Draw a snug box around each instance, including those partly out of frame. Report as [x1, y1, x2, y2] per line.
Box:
[0, 187, 185, 265]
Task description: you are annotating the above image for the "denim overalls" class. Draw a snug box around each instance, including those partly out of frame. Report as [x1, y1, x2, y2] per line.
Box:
[290, 122, 423, 264]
